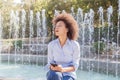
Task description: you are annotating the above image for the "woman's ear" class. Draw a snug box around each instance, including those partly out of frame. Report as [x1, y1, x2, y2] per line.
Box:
[66, 28, 69, 32]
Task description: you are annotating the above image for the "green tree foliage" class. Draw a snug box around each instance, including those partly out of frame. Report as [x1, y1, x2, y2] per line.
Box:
[0, 0, 119, 40]
[0, 0, 2, 9]
[32, 0, 119, 45]
[32, 0, 118, 29]
[93, 41, 105, 54]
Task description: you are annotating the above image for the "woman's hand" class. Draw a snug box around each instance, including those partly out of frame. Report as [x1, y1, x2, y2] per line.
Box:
[50, 65, 75, 73]
[50, 65, 63, 72]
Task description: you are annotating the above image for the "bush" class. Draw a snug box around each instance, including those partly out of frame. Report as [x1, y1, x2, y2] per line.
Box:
[93, 41, 105, 54]
[13, 40, 22, 49]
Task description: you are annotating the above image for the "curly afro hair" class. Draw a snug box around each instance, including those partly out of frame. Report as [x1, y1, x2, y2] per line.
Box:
[52, 13, 79, 40]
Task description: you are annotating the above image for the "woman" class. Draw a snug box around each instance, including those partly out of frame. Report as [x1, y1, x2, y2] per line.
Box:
[46, 13, 80, 80]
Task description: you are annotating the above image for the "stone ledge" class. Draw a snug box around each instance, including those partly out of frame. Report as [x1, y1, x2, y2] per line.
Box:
[80, 58, 120, 76]
[0, 78, 24, 80]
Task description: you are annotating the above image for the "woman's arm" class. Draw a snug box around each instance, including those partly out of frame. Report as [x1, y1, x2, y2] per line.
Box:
[46, 43, 54, 70]
[50, 65, 75, 72]
[72, 41, 80, 71]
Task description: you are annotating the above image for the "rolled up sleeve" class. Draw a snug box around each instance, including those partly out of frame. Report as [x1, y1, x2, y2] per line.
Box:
[72, 42, 80, 71]
[45, 43, 54, 70]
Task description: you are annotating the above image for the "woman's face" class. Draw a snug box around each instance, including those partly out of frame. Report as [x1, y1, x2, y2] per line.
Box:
[54, 21, 68, 37]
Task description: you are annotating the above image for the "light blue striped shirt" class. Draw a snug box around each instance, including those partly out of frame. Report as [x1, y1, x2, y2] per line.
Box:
[46, 38, 80, 79]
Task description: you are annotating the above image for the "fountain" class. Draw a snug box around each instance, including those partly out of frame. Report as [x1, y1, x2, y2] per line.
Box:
[76, 8, 84, 70]
[0, 0, 120, 80]
[0, 12, 3, 64]
[21, 9, 26, 65]
[36, 11, 41, 66]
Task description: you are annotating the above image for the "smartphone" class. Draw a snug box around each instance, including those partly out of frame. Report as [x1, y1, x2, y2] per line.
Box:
[50, 63, 58, 67]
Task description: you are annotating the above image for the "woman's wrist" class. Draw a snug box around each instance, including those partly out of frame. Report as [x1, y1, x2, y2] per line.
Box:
[61, 68, 65, 73]
[61, 66, 75, 73]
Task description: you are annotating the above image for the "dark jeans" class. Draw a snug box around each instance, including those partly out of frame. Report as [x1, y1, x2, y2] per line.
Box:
[46, 70, 75, 80]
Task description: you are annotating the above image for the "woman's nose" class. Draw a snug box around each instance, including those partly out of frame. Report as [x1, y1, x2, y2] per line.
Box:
[55, 26, 59, 29]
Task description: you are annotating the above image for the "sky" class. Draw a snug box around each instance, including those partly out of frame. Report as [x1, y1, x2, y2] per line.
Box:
[13, 0, 22, 4]
[3, 0, 22, 4]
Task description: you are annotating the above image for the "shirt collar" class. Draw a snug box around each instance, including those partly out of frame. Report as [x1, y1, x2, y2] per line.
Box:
[56, 38, 71, 45]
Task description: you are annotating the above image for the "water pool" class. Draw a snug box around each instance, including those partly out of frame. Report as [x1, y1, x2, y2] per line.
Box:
[0, 62, 119, 80]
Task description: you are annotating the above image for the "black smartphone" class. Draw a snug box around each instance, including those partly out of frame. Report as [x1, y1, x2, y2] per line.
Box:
[50, 63, 58, 67]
